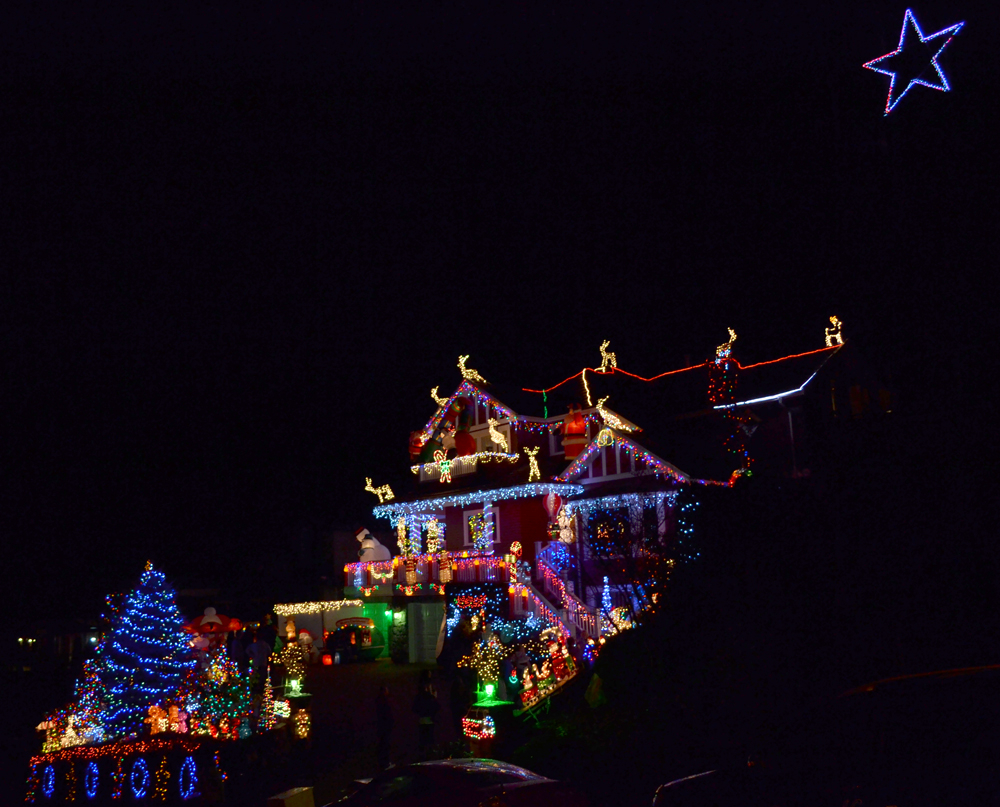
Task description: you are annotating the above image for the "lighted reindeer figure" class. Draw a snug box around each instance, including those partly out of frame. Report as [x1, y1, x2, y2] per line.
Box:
[430, 386, 449, 408]
[825, 316, 844, 347]
[487, 418, 509, 453]
[596, 396, 634, 432]
[598, 340, 617, 373]
[457, 355, 488, 385]
[716, 328, 737, 362]
[364, 477, 395, 503]
[524, 446, 541, 481]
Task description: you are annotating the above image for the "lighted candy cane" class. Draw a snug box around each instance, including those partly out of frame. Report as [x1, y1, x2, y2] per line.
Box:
[434, 450, 453, 483]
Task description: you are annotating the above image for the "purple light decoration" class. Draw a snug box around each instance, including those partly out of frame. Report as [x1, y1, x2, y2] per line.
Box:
[863, 9, 964, 115]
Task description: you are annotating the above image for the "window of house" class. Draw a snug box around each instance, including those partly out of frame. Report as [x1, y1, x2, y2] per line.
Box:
[463, 506, 500, 547]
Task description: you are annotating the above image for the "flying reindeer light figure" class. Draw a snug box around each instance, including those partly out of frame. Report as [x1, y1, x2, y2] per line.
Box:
[364, 477, 395, 503]
[596, 396, 634, 432]
[431, 386, 449, 407]
[457, 355, 488, 385]
[598, 340, 617, 373]
[716, 328, 737, 362]
[825, 316, 844, 346]
[487, 418, 509, 453]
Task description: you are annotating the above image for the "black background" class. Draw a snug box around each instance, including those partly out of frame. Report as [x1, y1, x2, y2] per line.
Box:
[4, 0, 997, 622]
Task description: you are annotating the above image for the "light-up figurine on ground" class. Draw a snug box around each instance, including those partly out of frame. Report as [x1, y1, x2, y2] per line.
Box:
[825, 316, 844, 347]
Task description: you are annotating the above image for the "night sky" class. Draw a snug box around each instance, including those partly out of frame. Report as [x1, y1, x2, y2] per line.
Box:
[4, 0, 997, 622]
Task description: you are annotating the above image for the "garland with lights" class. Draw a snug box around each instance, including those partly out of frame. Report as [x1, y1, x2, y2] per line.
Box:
[273, 599, 363, 617]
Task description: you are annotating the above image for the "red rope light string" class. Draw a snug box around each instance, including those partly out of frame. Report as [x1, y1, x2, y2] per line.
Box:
[522, 345, 840, 395]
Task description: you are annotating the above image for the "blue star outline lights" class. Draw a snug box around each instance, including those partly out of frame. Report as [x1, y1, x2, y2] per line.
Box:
[863, 9, 964, 115]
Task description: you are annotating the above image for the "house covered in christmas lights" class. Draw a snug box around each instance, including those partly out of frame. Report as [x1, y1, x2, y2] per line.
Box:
[344, 332, 847, 715]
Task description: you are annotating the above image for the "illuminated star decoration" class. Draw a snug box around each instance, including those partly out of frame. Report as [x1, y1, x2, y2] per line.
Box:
[863, 9, 964, 115]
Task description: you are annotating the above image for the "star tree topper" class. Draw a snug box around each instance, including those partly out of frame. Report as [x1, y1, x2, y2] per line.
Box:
[863, 9, 964, 115]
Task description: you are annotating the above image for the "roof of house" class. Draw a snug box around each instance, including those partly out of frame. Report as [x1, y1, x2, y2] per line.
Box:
[407, 344, 844, 493]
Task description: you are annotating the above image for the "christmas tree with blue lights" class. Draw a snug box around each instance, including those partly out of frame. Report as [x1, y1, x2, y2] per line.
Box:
[98, 562, 195, 738]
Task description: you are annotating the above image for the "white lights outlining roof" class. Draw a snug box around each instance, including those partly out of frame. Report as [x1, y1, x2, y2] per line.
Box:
[565, 490, 681, 515]
[711, 370, 820, 410]
[372, 483, 585, 520]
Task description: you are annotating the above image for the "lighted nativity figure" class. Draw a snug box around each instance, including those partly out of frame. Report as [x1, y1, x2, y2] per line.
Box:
[356, 527, 392, 561]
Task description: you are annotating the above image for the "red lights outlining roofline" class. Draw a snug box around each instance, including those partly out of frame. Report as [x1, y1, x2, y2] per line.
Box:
[522, 345, 841, 395]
